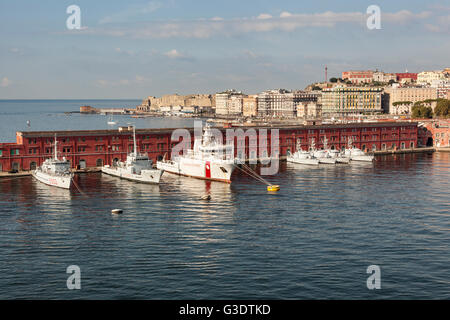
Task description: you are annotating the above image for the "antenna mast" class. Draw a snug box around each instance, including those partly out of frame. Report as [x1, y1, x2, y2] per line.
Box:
[54, 133, 58, 160]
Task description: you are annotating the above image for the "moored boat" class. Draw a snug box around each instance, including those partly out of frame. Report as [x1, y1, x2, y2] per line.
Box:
[101, 125, 164, 184]
[344, 139, 375, 162]
[287, 141, 319, 165]
[156, 123, 236, 183]
[32, 135, 73, 189]
[328, 149, 351, 164]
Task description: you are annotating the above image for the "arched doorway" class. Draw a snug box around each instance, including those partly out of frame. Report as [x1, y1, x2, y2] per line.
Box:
[382, 144, 386, 150]
[401, 142, 405, 149]
[30, 162, 37, 170]
[362, 144, 366, 152]
[410, 142, 414, 148]
[79, 159, 86, 169]
[12, 162, 19, 171]
[96, 159, 103, 167]
[157, 155, 163, 161]
[0, 163, 2, 172]
[113, 158, 119, 166]
[426, 138, 433, 147]
[372, 144, 377, 151]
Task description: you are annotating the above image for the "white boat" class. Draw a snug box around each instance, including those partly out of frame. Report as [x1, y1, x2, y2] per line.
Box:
[310, 138, 336, 164]
[328, 150, 351, 164]
[313, 150, 337, 164]
[107, 115, 117, 125]
[287, 141, 319, 165]
[32, 135, 73, 189]
[321, 137, 350, 163]
[156, 123, 236, 183]
[101, 126, 164, 184]
[344, 148, 374, 162]
[344, 139, 374, 162]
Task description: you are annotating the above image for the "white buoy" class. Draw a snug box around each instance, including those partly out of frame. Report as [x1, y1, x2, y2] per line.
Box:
[111, 209, 123, 215]
[200, 195, 211, 200]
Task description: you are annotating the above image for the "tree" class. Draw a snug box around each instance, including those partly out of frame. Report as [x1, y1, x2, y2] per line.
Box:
[411, 105, 433, 119]
[434, 99, 450, 118]
[329, 77, 338, 83]
[312, 86, 322, 91]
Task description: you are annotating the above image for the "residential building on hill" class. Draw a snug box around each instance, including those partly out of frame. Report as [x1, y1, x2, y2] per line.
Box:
[321, 87, 383, 115]
[384, 86, 438, 114]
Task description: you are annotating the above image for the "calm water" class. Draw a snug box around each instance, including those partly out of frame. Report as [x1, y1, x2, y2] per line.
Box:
[0, 100, 198, 142]
[0, 152, 449, 299]
[0, 100, 449, 299]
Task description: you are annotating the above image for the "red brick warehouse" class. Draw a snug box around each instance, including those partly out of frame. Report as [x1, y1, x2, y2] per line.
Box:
[0, 122, 418, 172]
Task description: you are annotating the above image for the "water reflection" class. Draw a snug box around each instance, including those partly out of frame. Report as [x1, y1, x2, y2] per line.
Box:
[1, 153, 450, 299]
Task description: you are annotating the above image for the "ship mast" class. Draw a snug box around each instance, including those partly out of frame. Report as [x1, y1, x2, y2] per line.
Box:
[54, 134, 58, 160]
[133, 125, 137, 156]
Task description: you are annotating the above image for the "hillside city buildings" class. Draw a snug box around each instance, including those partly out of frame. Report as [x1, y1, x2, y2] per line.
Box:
[131, 67, 449, 119]
[384, 86, 438, 115]
[321, 87, 383, 115]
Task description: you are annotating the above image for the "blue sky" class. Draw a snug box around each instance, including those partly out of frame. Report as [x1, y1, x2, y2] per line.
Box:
[0, 0, 449, 99]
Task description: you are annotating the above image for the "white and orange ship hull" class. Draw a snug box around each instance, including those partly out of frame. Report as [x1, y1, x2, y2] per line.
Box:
[156, 158, 235, 183]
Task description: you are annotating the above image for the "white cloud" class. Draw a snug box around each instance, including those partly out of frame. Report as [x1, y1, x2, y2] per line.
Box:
[73, 9, 434, 39]
[99, 1, 162, 24]
[114, 47, 135, 56]
[243, 49, 260, 59]
[95, 75, 149, 88]
[280, 12, 293, 18]
[0, 77, 11, 87]
[257, 13, 273, 20]
[9, 48, 23, 55]
[164, 49, 184, 59]
[425, 15, 450, 33]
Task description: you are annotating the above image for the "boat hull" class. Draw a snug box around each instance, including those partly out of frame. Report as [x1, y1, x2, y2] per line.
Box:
[101, 166, 163, 184]
[335, 157, 351, 164]
[287, 156, 319, 165]
[350, 155, 374, 162]
[32, 170, 72, 189]
[157, 159, 235, 183]
[317, 157, 337, 164]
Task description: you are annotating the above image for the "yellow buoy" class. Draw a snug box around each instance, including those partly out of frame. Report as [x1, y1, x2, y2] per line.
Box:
[267, 185, 280, 192]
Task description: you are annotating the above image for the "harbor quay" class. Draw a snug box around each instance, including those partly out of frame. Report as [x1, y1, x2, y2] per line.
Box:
[0, 122, 418, 174]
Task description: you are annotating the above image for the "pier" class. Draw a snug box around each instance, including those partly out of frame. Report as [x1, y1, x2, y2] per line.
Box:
[0, 122, 419, 173]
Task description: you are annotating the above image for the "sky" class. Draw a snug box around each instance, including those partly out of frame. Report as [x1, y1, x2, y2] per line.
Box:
[0, 0, 449, 99]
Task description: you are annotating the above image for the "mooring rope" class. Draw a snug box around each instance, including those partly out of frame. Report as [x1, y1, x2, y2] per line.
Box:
[234, 163, 272, 186]
[71, 177, 88, 197]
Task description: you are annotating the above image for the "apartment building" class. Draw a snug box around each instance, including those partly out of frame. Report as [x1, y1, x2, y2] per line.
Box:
[321, 87, 383, 115]
[384, 86, 438, 114]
